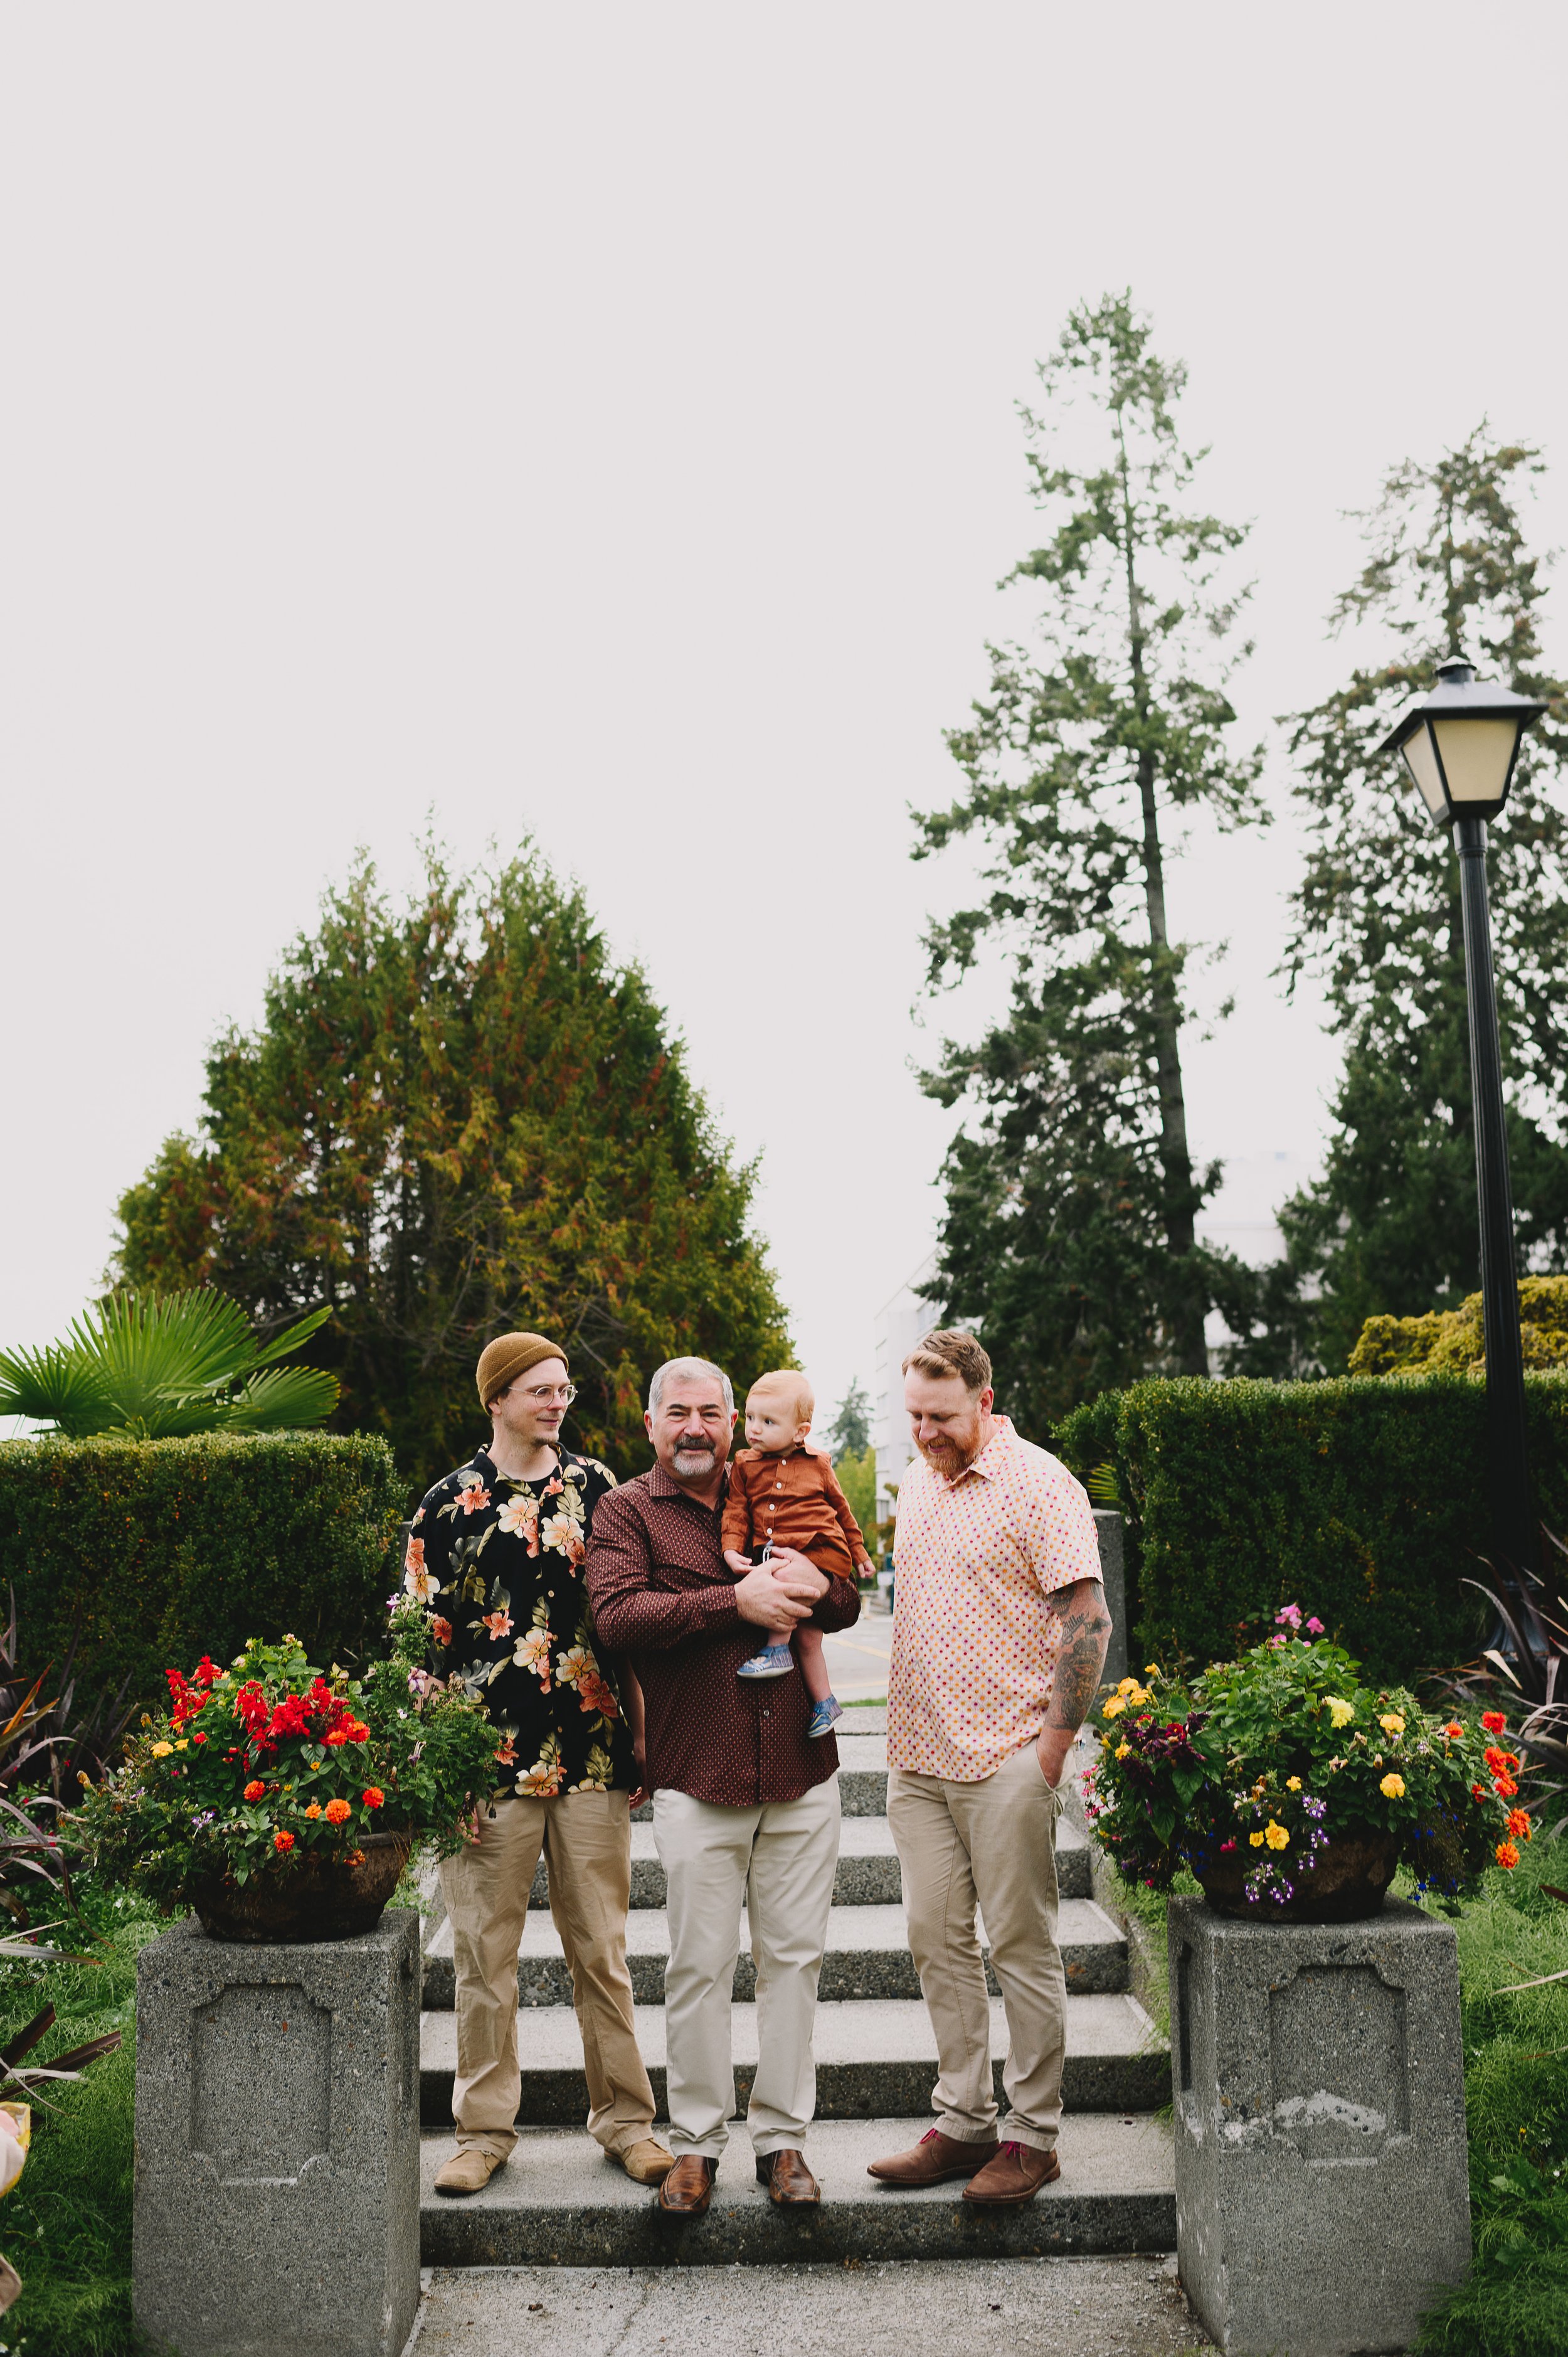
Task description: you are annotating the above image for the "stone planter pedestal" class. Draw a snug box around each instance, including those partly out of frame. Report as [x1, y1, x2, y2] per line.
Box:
[134, 1910, 421, 2357]
[1168, 1897, 1470, 2356]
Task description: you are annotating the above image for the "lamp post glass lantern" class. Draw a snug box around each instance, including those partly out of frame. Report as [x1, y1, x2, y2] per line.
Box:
[1379, 657, 1547, 1577]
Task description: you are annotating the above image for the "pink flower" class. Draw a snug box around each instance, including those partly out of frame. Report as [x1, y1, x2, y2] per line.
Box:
[457, 1480, 492, 1516]
[482, 1609, 514, 1641]
[1305, 1617, 1325, 1636]
[1275, 1604, 1303, 1629]
[1266, 1635, 1286, 1649]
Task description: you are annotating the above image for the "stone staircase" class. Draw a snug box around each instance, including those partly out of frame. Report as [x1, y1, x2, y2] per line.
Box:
[417, 1710, 1175, 2264]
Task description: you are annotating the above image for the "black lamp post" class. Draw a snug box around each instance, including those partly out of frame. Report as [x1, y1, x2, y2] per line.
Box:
[1379, 657, 1547, 1576]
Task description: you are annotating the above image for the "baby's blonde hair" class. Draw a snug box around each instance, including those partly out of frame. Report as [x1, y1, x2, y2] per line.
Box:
[747, 1369, 814, 1429]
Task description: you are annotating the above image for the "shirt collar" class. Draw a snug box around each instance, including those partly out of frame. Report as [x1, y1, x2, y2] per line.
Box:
[473, 1444, 576, 1491]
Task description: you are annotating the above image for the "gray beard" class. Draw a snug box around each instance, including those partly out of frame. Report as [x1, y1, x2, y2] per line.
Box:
[672, 1444, 716, 1478]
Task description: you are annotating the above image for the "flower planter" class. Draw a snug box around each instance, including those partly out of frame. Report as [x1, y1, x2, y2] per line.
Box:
[189, 1830, 412, 1944]
[1192, 1821, 1399, 1922]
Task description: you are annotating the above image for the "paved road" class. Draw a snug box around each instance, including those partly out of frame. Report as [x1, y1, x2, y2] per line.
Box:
[823, 1593, 894, 1703]
[409, 2258, 1209, 2356]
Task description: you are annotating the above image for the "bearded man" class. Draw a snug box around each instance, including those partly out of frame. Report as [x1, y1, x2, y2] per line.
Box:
[869, 1328, 1111, 2208]
[586, 1356, 862, 2218]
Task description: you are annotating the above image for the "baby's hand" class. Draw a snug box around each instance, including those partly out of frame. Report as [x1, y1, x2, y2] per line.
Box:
[723, 1549, 755, 1575]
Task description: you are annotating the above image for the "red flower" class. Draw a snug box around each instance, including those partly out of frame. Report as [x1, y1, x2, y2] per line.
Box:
[345, 1721, 369, 1742]
[1471, 1783, 1486, 1803]
[432, 1617, 453, 1648]
[273, 1829, 295, 1853]
[362, 1787, 385, 1809]
[1481, 1711, 1507, 1736]
[193, 1732, 206, 1744]
[195, 1655, 220, 1686]
[1483, 1746, 1520, 1774]
[243, 1779, 266, 1802]
[1506, 1808, 1532, 1841]
[1493, 1774, 1519, 1799]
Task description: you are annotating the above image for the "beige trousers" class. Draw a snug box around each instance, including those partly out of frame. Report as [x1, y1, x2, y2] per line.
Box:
[887, 1740, 1067, 2153]
[438, 1787, 655, 2161]
[652, 1777, 841, 2161]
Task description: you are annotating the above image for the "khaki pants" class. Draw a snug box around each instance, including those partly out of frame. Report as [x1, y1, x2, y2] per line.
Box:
[653, 1777, 840, 2161]
[438, 1787, 655, 2161]
[887, 1740, 1067, 2153]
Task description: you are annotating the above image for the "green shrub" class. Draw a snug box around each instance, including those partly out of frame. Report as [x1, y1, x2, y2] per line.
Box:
[0, 1435, 406, 1721]
[1054, 1374, 1568, 1679]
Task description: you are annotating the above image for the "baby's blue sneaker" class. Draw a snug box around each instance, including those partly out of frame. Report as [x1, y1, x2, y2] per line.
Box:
[737, 1644, 795, 1680]
[807, 1696, 843, 1738]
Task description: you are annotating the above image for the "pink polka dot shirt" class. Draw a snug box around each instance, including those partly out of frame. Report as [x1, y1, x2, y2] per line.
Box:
[888, 1415, 1103, 1780]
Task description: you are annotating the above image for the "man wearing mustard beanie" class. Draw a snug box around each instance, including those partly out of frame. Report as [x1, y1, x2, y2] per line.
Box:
[408, 1331, 670, 2197]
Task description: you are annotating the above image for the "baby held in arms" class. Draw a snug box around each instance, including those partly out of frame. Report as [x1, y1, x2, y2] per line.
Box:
[721, 1370, 876, 1738]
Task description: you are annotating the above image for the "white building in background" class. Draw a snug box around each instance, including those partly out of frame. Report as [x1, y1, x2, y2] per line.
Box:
[873, 1253, 938, 1524]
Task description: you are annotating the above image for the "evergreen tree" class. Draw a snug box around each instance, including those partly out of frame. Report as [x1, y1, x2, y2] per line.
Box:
[827, 1377, 872, 1460]
[914, 294, 1266, 1432]
[113, 844, 792, 1480]
[1250, 431, 1568, 1373]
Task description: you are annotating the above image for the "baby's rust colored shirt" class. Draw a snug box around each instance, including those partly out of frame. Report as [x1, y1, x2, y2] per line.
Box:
[721, 1444, 870, 1573]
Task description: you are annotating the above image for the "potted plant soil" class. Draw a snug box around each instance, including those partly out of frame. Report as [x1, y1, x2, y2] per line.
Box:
[1084, 1605, 1533, 1921]
[72, 1598, 501, 1940]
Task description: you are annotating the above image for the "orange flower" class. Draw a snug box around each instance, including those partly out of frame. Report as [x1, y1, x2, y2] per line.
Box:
[362, 1786, 385, 1809]
[1443, 1722, 1463, 1739]
[324, 1730, 349, 1747]
[1481, 1711, 1507, 1736]
[1471, 1783, 1486, 1803]
[273, 1829, 295, 1853]
[303, 1802, 322, 1820]
[345, 1849, 366, 1866]
[1493, 1774, 1519, 1799]
[432, 1617, 453, 1647]
[1506, 1808, 1532, 1842]
[324, 1797, 351, 1825]
[1484, 1746, 1520, 1774]
[1496, 1839, 1520, 1870]
[346, 1721, 369, 1742]
[243, 1779, 265, 1802]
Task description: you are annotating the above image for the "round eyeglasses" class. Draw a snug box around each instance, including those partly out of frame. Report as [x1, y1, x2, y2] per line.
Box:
[520, 1382, 576, 1407]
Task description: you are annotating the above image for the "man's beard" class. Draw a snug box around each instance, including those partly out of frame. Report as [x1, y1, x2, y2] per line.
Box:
[916, 1426, 980, 1473]
[672, 1440, 718, 1478]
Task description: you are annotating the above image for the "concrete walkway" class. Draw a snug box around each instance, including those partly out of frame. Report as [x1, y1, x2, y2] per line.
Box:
[406, 2257, 1210, 2356]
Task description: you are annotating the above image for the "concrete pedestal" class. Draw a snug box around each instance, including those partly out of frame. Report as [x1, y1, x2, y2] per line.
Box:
[1168, 1897, 1470, 2356]
[1093, 1509, 1127, 1689]
[134, 1909, 421, 2357]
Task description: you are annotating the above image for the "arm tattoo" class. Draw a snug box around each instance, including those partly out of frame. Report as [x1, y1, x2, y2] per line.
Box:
[1044, 1580, 1113, 1735]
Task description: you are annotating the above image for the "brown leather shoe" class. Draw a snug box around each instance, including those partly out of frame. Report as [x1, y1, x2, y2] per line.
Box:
[755, 2147, 820, 2205]
[866, 2128, 1000, 2187]
[962, 2139, 1061, 2206]
[657, 2153, 716, 2215]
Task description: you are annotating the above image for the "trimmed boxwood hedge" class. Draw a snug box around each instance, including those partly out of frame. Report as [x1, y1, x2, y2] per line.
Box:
[1053, 1374, 1568, 1679]
[0, 1434, 406, 1718]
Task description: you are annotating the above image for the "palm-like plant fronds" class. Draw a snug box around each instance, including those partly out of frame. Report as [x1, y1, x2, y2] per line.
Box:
[0, 1291, 336, 1440]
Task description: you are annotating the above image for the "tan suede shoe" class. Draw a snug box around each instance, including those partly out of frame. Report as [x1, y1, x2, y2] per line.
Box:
[962, 2139, 1061, 2206]
[866, 2128, 1000, 2187]
[620, 2139, 675, 2186]
[433, 2145, 504, 2197]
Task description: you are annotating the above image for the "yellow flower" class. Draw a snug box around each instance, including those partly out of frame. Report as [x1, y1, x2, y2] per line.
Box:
[1325, 1698, 1355, 1729]
[174, 1740, 188, 1752]
[150, 1741, 174, 1758]
[1286, 1777, 1301, 1792]
[1144, 1663, 1160, 1676]
[1102, 1698, 1126, 1720]
[1116, 1678, 1138, 1695]
[1380, 1773, 1405, 1799]
[1379, 1713, 1406, 1738]
[1115, 1742, 1131, 1760]
[1249, 1830, 1266, 1848]
[1265, 1820, 1290, 1851]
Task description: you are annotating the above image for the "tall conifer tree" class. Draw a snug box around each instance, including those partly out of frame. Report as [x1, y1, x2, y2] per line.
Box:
[1261, 431, 1568, 1371]
[914, 295, 1264, 1431]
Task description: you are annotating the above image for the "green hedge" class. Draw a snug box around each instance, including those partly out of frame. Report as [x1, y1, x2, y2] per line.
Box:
[0, 1435, 406, 1718]
[1054, 1375, 1568, 1679]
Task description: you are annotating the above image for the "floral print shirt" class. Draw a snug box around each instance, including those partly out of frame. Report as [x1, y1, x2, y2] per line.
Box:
[406, 1445, 632, 1798]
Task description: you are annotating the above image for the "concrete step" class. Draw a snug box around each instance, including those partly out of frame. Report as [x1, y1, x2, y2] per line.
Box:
[421, 1896, 1128, 2009]
[522, 1811, 1090, 1910]
[418, 2114, 1175, 2265]
[419, 1992, 1168, 2125]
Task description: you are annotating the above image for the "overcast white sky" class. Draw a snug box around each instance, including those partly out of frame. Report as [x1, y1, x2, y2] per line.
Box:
[5, 2, 1568, 1437]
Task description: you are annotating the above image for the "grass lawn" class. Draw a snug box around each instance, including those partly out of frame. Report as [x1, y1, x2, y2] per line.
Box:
[1098, 1836, 1568, 2356]
[0, 1888, 162, 2357]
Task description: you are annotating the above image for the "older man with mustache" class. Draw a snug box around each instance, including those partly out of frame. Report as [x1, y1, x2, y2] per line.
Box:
[586, 1356, 862, 2216]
